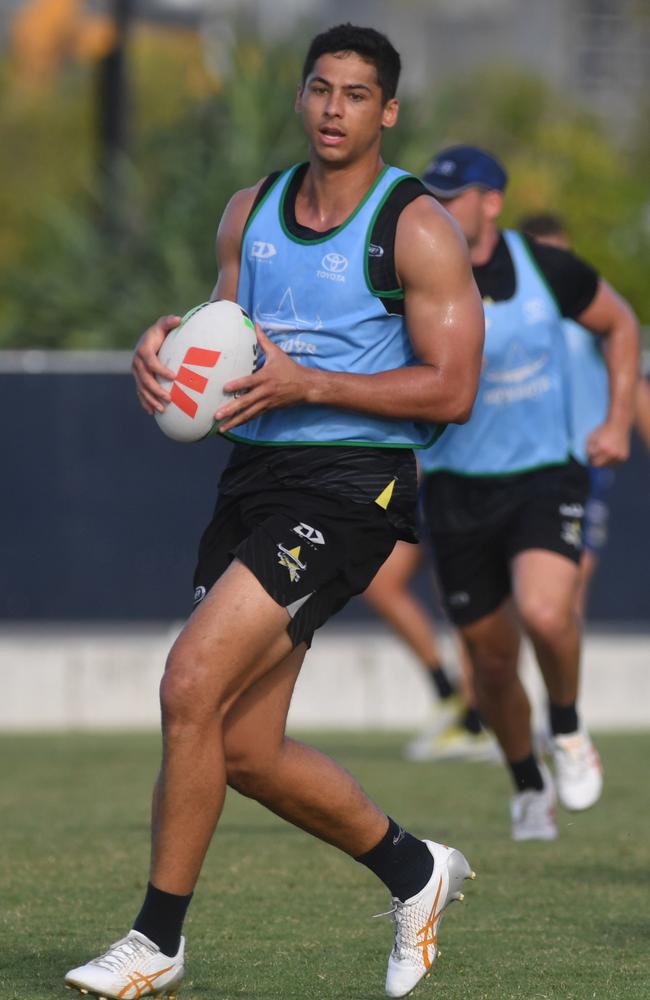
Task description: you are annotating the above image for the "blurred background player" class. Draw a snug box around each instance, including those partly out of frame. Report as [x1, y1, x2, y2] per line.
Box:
[419, 146, 640, 840]
[363, 538, 498, 762]
[519, 212, 650, 620]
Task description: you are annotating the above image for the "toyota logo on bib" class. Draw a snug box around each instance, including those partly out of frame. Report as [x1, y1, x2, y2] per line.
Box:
[322, 252, 348, 273]
[318, 252, 348, 283]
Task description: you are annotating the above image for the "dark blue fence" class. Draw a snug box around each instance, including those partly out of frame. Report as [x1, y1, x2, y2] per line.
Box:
[1, 366, 648, 623]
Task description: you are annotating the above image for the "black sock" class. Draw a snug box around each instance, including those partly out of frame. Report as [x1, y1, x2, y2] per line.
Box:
[508, 754, 544, 793]
[549, 701, 579, 736]
[427, 664, 455, 700]
[461, 706, 482, 735]
[355, 817, 434, 902]
[132, 882, 193, 956]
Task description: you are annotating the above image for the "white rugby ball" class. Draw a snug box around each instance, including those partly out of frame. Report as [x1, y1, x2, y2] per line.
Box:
[154, 300, 257, 442]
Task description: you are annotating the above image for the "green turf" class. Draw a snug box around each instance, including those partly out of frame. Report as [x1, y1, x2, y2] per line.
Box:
[1, 730, 649, 1000]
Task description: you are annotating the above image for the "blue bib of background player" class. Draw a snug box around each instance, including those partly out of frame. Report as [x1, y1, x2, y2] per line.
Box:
[563, 318, 608, 464]
[420, 229, 571, 476]
[230, 164, 440, 449]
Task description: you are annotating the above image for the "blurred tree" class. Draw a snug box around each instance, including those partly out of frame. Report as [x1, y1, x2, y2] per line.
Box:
[0, 32, 648, 349]
[415, 66, 650, 326]
[11, 0, 116, 83]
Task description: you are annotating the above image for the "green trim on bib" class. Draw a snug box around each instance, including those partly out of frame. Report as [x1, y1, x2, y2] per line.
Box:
[510, 230, 562, 318]
[364, 173, 419, 300]
[278, 164, 391, 246]
[222, 425, 443, 449]
[242, 172, 287, 241]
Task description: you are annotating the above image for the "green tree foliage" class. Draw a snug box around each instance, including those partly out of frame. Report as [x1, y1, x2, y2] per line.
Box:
[0, 33, 648, 349]
[418, 67, 650, 320]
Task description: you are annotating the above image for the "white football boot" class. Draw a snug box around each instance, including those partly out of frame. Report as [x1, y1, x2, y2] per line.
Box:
[403, 694, 465, 761]
[551, 728, 603, 811]
[382, 840, 475, 998]
[510, 762, 558, 841]
[408, 722, 501, 764]
[65, 930, 184, 999]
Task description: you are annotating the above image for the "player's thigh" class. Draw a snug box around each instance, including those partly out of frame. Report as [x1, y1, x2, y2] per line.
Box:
[223, 643, 307, 768]
[164, 559, 294, 718]
[511, 548, 580, 634]
[363, 540, 422, 603]
[459, 600, 521, 683]
[508, 462, 587, 629]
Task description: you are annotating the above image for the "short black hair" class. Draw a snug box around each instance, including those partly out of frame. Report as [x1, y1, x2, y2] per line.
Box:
[518, 213, 568, 240]
[301, 23, 401, 102]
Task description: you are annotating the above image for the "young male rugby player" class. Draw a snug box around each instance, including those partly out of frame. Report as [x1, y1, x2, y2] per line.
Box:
[65, 25, 484, 999]
[419, 146, 639, 841]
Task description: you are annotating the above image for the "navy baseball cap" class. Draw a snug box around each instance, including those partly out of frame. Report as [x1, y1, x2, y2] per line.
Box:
[422, 145, 508, 197]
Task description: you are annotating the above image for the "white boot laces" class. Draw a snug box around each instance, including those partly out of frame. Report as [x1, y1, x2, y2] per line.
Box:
[373, 897, 411, 959]
[92, 935, 156, 972]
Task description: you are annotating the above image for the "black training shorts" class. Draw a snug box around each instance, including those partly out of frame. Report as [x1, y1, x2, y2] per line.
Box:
[193, 487, 401, 647]
[421, 460, 589, 627]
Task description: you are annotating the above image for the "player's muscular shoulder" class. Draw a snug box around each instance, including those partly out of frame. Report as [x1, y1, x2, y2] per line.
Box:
[395, 195, 471, 292]
[217, 177, 269, 260]
[214, 177, 269, 301]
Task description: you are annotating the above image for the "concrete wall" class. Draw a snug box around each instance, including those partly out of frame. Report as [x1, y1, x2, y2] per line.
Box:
[1, 623, 647, 731]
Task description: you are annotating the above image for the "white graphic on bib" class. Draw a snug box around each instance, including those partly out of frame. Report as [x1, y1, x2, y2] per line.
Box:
[256, 287, 323, 333]
[483, 341, 551, 406]
[317, 251, 348, 283]
[250, 241, 277, 260]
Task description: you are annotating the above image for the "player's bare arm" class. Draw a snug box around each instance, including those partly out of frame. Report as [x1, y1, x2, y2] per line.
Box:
[131, 181, 262, 415]
[578, 278, 640, 466]
[217, 196, 484, 431]
[209, 182, 264, 303]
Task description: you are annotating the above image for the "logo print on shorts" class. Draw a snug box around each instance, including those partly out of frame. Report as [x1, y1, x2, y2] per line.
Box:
[561, 519, 582, 549]
[193, 585, 206, 605]
[559, 503, 584, 518]
[292, 522, 325, 545]
[448, 591, 470, 608]
[277, 543, 306, 583]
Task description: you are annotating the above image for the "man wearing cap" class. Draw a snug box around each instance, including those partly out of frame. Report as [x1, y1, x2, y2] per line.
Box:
[418, 145, 639, 840]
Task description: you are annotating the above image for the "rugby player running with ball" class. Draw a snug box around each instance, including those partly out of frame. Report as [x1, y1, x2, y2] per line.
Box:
[65, 25, 484, 1000]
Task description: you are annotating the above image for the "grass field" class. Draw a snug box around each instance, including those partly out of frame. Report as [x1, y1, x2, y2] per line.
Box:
[1, 730, 649, 1000]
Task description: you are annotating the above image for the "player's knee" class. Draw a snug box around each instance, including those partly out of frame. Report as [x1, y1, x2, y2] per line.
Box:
[469, 646, 517, 693]
[160, 648, 221, 729]
[519, 597, 573, 645]
[160, 669, 201, 728]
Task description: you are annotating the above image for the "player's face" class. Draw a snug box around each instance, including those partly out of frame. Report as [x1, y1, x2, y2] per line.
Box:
[439, 188, 494, 247]
[296, 52, 398, 167]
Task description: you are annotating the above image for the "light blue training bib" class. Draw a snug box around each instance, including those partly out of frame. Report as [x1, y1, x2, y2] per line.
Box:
[230, 164, 440, 448]
[420, 230, 572, 475]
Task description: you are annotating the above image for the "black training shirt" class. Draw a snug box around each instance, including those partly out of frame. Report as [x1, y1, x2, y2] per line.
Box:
[473, 233, 599, 319]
